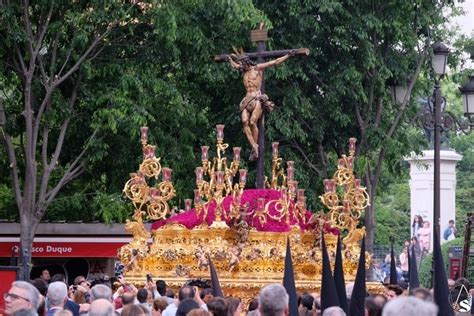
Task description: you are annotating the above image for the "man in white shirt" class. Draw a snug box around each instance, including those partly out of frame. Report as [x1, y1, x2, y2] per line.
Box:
[162, 286, 207, 316]
[150, 280, 175, 305]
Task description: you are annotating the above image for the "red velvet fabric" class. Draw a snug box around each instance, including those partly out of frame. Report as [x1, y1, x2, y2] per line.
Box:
[151, 189, 316, 232]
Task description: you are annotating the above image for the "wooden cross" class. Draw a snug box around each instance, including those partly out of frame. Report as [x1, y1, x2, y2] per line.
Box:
[214, 26, 309, 188]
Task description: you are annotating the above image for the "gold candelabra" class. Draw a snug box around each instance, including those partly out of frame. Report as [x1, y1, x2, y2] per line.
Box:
[319, 138, 369, 244]
[194, 125, 247, 228]
[122, 127, 176, 220]
[248, 142, 307, 227]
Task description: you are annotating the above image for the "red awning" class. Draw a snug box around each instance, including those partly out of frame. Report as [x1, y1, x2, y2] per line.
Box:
[0, 238, 130, 258]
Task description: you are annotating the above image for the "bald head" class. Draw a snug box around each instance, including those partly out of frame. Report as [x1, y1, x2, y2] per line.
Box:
[121, 292, 135, 306]
[89, 299, 115, 316]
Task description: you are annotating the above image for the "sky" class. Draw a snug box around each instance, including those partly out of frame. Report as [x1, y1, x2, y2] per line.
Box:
[452, 1, 474, 36]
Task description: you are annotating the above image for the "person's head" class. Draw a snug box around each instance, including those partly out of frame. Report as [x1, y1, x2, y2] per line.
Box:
[200, 288, 213, 304]
[50, 274, 66, 283]
[409, 287, 433, 302]
[207, 297, 228, 316]
[258, 284, 289, 316]
[381, 296, 437, 316]
[454, 277, 470, 289]
[385, 285, 403, 301]
[449, 220, 454, 227]
[178, 286, 195, 301]
[417, 216, 423, 224]
[187, 309, 212, 316]
[153, 297, 169, 313]
[121, 292, 135, 306]
[91, 284, 113, 302]
[423, 221, 430, 228]
[372, 258, 381, 268]
[411, 237, 418, 244]
[166, 289, 175, 298]
[11, 308, 38, 316]
[248, 298, 258, 312]
[121, 304, 147, 316]
[40, 269, 50, 282]
[47, 281, 68, 308]
[301, 294, 314, 310]
[53, 311, 73, 316]
[236, 56, 256, 72]
[74, 275, 86, 285]
[137, 288, 149, 304]
[89, 298, 115, 316]
[322, 306, 346, 316]
[30, 278, 48, 297]
[372, 294, 386, 308]
[226, 297, 242, 316]
[176, 298, 199, 316]
[365, 296, 382, 316]
[73, 290, 87, 304]
[398, 280, 408, 291]
[74, 275, 91, 290]
[447, 279, 455, 289]
[5, 281, 41, 315]
[156, 280, 167, 296]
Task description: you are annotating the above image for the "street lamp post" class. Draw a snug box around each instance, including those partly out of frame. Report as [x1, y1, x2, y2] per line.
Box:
[431, 41, 449, 247]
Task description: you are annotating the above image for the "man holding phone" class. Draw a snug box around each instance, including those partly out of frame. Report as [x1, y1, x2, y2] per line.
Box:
[148, 279, 175, 305]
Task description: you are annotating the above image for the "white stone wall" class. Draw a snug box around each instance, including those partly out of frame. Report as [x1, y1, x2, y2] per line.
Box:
[405, 150, 462, 251]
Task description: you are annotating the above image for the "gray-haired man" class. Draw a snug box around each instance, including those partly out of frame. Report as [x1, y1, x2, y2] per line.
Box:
[4, 281, 40, 315]
[258, 284, 289, 316]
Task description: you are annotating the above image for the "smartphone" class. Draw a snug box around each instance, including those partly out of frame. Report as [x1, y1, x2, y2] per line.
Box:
[146, 273, 153, 283]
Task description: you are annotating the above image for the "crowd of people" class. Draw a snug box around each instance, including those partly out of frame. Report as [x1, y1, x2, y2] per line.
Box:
[370, 217, 459, 286]
[3, 267, 471, 316]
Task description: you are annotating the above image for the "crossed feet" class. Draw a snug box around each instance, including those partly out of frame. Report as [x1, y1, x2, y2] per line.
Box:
[249, 144, 259, 161]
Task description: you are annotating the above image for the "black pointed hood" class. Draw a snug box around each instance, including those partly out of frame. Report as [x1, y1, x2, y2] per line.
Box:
[390, 242, 397, 285]
[320, 233, 340, 312]
[334, 235, 348, 313]
[433, 230, 454, 316]
[349, 237, 366, 316]
[409, 244, 420, 289]
[209, 256, 224, 297]
[283, 236, 299, 316]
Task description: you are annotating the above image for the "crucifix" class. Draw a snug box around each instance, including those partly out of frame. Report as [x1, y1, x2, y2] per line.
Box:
[214, 24, 309, 188]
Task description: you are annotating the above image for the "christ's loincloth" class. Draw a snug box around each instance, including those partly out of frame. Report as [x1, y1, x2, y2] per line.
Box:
[239, 93, 275, 112]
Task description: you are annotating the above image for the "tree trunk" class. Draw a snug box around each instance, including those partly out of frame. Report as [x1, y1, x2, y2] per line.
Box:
[364, 203, 375, 252]
[364, 176, 376, 280]
[18, 213, 38, 281]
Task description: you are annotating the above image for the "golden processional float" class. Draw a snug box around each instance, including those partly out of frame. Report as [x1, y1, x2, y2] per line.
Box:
[119, 125, 377, 302]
